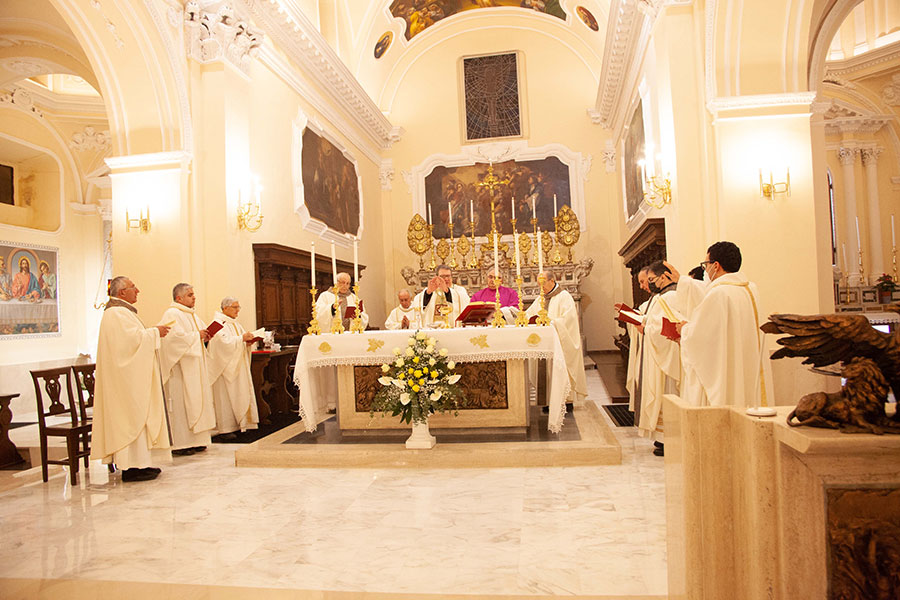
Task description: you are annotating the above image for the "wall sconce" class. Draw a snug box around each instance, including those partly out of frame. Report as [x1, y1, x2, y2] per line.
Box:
[639, 159, 672, 209]
[237, 187, 263, 232]
[125, 207, 151, 233]
[759, 168, 790, 199]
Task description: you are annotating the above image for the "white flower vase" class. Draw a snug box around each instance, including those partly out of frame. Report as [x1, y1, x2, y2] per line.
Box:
[405, 418, 436, 449]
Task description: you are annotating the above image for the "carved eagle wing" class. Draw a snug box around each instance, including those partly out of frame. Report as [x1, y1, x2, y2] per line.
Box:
[761, 313, 896, 368]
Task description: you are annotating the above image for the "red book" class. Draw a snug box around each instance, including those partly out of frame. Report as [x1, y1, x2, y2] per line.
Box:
[344, 305, 357, 319]
[614, 303, 639, 313]
[456, 301, 496, 325]
[661, 317, 681, 341]
[616, 309, 644, 327]
[206, 320, 224, 338]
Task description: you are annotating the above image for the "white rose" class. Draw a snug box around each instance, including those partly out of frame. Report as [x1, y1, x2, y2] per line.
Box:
[428, 337, 437, 346]
[395, 359, 404, 367]
[439, 348, 448, 356]
[378, 376, 392, 386]
[381, 364, 389, 372]
[430, 390, 443, 401]
[400, 393, 411, 405]
[428, 358, 436, 366]
[448, 374, 461, 384]
[416, 332, 426, 340]
[392, 347, 401, 356]
[408, 338, 416, 346]
[447, 361, 456, 369]
[425, 344, 434, 354]
[405, 348, 414, 357]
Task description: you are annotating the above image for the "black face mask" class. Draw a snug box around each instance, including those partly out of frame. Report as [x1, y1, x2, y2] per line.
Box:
[648, 281, 661, 294]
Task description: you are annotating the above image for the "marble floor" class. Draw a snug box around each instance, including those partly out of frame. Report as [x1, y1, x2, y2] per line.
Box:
[0, 370, 667, 599]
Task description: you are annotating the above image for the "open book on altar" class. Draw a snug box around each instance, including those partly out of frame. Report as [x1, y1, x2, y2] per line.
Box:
[656, 296, 685, 341]
[455, 301, 496, 326]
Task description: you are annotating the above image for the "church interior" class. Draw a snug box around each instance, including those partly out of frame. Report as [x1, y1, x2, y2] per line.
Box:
[1, 0, 900, 598]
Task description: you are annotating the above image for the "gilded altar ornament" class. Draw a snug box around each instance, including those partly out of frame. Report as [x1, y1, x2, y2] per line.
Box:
[434, 289, 452, 328]
[551, 212, 563, 265]
[467, 218, 479, 268]
[428, 223, 437, 269]
[447, 222, 458, 269]
[436, 237, 450, 263]
[456, 232, 470, 265]
[541, 230, 554, 266]
[518, 231, 532, 264]
[526, 333, 541, 346]
[470, 334, 489, 349]
[491, 285, 505, 328]
[307, 287, 321, 335]
[330, 285, 345, 334]
[349, 283, 365, 333]
[407, 213, 430, 269]
[366, 338, 385, 353]
[535, 273, 550, 326]
[530, 216, 539, 265]
[555, 205, 580, 264]
[515, 277, 528, 327]
[318, 341, 332, 354]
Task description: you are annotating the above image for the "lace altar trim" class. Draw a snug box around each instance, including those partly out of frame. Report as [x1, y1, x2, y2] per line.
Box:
[301, 350, 555, 370]
[548, 379, 572, 434]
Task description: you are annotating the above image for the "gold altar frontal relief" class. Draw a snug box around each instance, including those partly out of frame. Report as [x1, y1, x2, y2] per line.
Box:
[336, 360, 527, 431]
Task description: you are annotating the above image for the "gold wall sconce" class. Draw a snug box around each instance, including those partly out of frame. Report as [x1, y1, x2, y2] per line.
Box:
[125, 207, 151, 233]
[639, 159, 672, 209]
[759, 168, 790, 198]
[237, 188, 263, 232]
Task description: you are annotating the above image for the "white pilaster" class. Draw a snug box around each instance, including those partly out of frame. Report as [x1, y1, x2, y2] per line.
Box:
[861, 147, 884, 281]
[838, 147, 862, 285]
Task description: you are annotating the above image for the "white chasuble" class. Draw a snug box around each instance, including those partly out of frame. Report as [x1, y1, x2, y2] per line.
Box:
[413, 284, 470, 328]
[638, 288, 682, 440]
[206, 311, 259, 434]
[626, 298, 651, 412]
[680, 272, 773, 408]
[525, 286, 588, 404]
[385, 305, 423, 330]
[91, 299, 171, 469]
[315, 290, 368, 331]
[158, 303, 216, 448]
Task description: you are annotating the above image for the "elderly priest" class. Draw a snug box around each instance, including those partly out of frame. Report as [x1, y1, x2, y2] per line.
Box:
[207, 296, 259, 437]
[470, 271, 519, 307]
[91, 276, 171, 483]
[414, 264, 470, 327]
[385, 288, 422, 330]
[316, 272, 369, 330]
[525, 271, 588, 404]
[157, 283, 217, 456]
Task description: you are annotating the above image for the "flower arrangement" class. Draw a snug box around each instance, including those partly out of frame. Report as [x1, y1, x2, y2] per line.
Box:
[875, 273, 897, 292]
[371, 331, 463, 424]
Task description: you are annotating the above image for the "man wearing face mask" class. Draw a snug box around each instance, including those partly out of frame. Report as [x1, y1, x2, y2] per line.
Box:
[626, 266, 651, 419]
[637, 261, 682, 455]
[668, 241, 773, 409]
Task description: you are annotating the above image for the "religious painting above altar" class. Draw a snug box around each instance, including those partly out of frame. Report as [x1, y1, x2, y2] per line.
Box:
[623, 99, 646, 219]
[0, 241, 60, 338]
[300, 128, 360, 237]
[389, 0, 566, 41]
[425, 157, 571, 238]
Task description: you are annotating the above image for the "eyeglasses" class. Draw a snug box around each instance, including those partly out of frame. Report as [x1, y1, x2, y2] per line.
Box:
[700, 261, 714, 268]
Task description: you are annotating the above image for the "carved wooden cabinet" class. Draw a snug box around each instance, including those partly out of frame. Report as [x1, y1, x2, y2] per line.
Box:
[618, 218, 666, 307]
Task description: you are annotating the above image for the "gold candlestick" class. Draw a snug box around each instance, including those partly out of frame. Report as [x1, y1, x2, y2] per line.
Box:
[307, 288, 320, 335]
[551, 215, 563, 265]
[514, 277, 527, 327]
[468, 219, 479, 268]
[448, 222, 457, 269]
[349, 283, 365, 333]
[535, 273, 550, 326]
[893, 246, 897, 281]
[530, 217, 539, 265]
[858, 249, 865, 285]
[428, 223, 437, 270]
[330, 285, 344, 334]
[491, 285, 505, 328]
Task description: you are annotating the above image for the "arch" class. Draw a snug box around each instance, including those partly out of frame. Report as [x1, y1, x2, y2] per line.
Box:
[808, 0, 865, 92]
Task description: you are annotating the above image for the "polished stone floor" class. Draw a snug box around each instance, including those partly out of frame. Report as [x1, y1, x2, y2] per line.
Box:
[0, 370, 667, 599]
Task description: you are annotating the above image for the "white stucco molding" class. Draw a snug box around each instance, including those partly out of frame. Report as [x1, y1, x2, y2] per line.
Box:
[183, 1, 264, 76]
[707, 92, 817, 117]
[105, 151, 192, 173]
[291, 107, 364, 248]
[404, 142, 590, 232]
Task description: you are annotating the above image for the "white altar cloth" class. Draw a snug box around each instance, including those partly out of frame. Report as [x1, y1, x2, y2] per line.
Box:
[292, 326, 572, 433]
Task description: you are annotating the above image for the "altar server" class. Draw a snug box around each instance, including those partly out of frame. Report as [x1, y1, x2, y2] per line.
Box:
[625, 266, 651, 414]
[525, 271, 588, 404]
[157, 283, 217, 455]
[207, 297, 259, 437]
[414, 264, 470, 327]
[316, 272, 369, 330]
[470, 271, 519, 307]
[91, 276, 171, 482]
[385, 288, 423, 330]
[674, 242, 773, 408]
[638, 261, 682, 453]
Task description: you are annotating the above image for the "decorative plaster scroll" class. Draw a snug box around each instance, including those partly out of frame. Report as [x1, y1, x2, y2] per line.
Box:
[601, 140, 616, 173]
[0, 88, 43, 118]
[291, 107, 364, 248]
[69, 126, 111, 152]
[184, 1, 263, 75]
[236, 0, 401, 151]
[882, 73, 900, 106]
[405, 143, 589, 232]
[379, 159, 394, 191]
[90, 0, 126, 49]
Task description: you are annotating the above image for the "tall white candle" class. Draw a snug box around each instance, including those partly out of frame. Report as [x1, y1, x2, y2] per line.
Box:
[353, 237, 359, 283]
[553, 194, 558, 216]
[330, 241, 337, 286]
[531, 195, 536, 217]
[448, 198, 452, 228]
[469, 198, 474, 223]
[514, 231, 521, 279]
[310, 242, 316, 288]
[511, 196, 516, 221]
[427, 204, 432, 225]
[537, 228, 544, 273]
[842, 243, 848, 270]
[855, 217, 862, 253]
[892, 214, 896, 247]
[493, 233, 500, 278]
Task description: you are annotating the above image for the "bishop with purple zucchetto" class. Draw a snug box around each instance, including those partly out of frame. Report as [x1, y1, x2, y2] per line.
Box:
[470, 272, 519, 307]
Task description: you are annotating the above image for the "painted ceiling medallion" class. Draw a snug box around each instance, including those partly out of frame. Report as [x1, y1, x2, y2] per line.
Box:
[374, 31, 393, 59]
[389, 0, 567, 40]
[576, 6, 599, 31]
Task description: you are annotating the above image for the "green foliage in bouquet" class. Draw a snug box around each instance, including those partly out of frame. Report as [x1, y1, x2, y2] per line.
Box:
[371, 331, 464, 424]
[875, 273, 897, 292]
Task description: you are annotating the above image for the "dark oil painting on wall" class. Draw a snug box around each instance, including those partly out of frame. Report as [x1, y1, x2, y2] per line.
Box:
[389, 1, 566, 40]
[624, 99, 646, 219]
[0, 241, 60, 338]
[300, 128, 360, 237]
[424, 157, 571, 238]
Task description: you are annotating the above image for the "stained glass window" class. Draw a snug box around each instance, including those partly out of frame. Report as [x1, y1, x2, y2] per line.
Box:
[462, 53, 522, 141]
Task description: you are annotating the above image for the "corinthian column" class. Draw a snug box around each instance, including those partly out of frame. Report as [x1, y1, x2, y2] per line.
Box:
[861, 147, 884, 282]
[838, 147, 862, 286]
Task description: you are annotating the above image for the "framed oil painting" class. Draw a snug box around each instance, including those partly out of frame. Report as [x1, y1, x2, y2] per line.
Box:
[623, 99, 646, 219]
[0, 241, 60, 338]
[424, 156, 571, 238]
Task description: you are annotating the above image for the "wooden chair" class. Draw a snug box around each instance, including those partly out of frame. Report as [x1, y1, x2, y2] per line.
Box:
[71, 364, 96, 425]
[30, 367, 92, 485]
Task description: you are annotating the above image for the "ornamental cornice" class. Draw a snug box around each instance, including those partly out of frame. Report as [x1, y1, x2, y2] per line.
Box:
[593, 0, 646, 130]
[184, 1, 264, 75]
[235, 0, 402, 150]
[824, 116, 892, 135]
[0, 88, 43, 118]
[824, 43, 900, 77]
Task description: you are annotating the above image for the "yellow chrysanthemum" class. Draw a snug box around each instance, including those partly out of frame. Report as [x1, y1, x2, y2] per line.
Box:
[398, 372, 406, 380]
[413, 356, 420, 364]
[418, 378, 425, 386]
[408, 367, 414, 374]
[430, 370, 438, 379]
[414, 369, 422, 378]
[412, 384, 420, 392]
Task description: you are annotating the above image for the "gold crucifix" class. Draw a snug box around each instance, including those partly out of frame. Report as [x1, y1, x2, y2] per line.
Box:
[476, 162, 510, 236]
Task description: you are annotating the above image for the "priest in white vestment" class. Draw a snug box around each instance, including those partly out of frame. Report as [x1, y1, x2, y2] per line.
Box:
[638, 262, 682, 450]
[315, 272, 369, 331]
[413, 264, 470, 328]
[626, 266, 651, 413]
[385, 288, 423, 330]
[674, 242, 774, 408]
[91, 276, 172, 482]
[207, 296, 259, 436]
[525, 271, 588, 404]
[157, 283, 217, 455]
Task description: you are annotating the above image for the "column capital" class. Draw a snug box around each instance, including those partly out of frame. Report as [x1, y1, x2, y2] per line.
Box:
[860, 147, 883, 166]
[838, 147, 859, 166]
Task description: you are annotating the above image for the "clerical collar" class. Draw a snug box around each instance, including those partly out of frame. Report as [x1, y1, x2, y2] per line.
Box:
[545, 282, 562, 300]
[105, 297, 137, 313]
[171, 302, 195, 313]
[659, 282, 677, 294]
